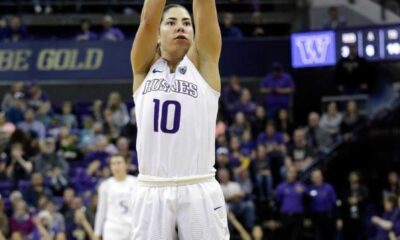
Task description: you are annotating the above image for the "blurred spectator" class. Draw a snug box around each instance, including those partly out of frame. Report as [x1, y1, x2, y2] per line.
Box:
[32, 0, 52, 14]
[120, 108, 137, 151]
[287, 129, 313, 172]
[79, 121, 105, 152]
[260, 63, 295, 119]
[222, 76, 242, 118]
[371, 194, 400, 240]
[233, 88, 257, 120]
[218, 168, 255, 231]
[275, 167, 305, 240]
[47, 115, 62, 139]
[335, 45, 371, 94]
[253, 145, 273, 200]
[10, 200, 34, 237]
[1, 82, 25, 112]
[257, 121, 285, 182]
[9, 191, 23, 210]
[60, 101, 77, 130]
[99, 15, 124, 41]
[3, 16, 29, 42]
[340, 100, 365, 141]
[0, 153, 7, 180]
[22, 172, 53, 208]
[26, 84, 48, 110]
[323, 6, 347, 29]
[35, 137, 69, 195]
[0, 17, 6, 40]
[75, 19, 97, 41]
[276, 109, 294, 143]
[36, 102, 52, 128]
[236, 169, 254, 199]
[303, 112, 332, 154]
[45, 201, 65, 233]
[340, 171, 368, 240]
[59, 187, 75, 216]
[241, 129, 255, 153]
[5, 96, 26, 125]
[91, 100, 104, 122]
[251, 11, 266, 37]
[116, 137, 138, 174]
[0, 112, 16, 147]
[66, 208, 95, 240]
[220, 12, 243, 39]
[84, 137, 110, 168]
[6, 142, 33, 185]
[384, 171, 400, 197]
[229, 136, 251, 175]
[257, 121, 285, 150]
[308, 169, 339, 240]
[106, 92, 129, 128]
[250, 105, 267, 139]
[215, 147, 234, 176]
[320, 102, 343, 139]
[17, 108, 46, 140]
[32, 210, 58, 239]
[0, 197, 9, 237]
[229, 112, 250, 138]
[102, 109, 120, 140]
[58, 126, 79, 162]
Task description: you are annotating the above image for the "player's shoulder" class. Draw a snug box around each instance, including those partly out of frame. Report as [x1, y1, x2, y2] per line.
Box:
[126, 175, 138, 183]
[97, 178, 111, 193]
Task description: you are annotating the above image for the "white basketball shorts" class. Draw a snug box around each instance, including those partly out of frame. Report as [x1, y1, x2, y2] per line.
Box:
[130, 174, 230, 240]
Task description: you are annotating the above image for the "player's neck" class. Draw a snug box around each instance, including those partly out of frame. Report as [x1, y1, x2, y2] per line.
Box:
[114, 175, 127, 181]
[161, 52, 185, 73]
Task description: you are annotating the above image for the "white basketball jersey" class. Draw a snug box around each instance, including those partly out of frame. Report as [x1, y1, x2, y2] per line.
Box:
[94, 175, 137, 236]
[133, 56, 219, 178]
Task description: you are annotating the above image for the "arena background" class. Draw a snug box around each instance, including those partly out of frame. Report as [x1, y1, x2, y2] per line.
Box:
[1, 0, 400, 239]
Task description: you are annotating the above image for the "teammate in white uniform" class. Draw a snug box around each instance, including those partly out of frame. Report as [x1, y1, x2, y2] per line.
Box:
[131, 0, 229, 239]
[94, 155, 137, 240]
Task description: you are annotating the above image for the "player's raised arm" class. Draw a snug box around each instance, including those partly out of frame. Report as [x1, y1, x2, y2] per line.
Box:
[192, 0, 222, 91]
[193, 0, 221, 60]
[131, 0, 166, 91]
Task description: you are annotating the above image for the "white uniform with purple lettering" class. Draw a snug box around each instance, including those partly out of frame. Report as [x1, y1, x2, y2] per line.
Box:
[94, 175, 137, 240]
[132, 56, 229, 240]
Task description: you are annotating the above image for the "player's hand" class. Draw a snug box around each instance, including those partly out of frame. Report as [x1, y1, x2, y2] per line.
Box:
[93, 236, 102, 240]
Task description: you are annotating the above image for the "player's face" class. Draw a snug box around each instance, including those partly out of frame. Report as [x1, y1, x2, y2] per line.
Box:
[159, 7, 194, 55]
[110, 156, 128, 176]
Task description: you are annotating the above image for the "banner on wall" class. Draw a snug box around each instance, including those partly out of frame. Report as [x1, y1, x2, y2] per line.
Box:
[0, 40, 290, 81]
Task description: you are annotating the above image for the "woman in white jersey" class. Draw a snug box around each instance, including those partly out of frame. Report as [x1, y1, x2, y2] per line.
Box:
[131, 0, 229, 239]
[94, 155, 137, 240]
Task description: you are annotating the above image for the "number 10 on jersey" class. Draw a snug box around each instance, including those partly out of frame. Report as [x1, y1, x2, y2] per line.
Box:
[153, 99, 181, 134]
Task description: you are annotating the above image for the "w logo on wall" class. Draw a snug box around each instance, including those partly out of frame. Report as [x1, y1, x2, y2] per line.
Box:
[291, 31, 336, 68]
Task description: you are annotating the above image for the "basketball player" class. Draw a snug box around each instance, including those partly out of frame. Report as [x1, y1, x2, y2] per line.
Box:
[94, 155, 137, 240]
[131, 0, 229, 239]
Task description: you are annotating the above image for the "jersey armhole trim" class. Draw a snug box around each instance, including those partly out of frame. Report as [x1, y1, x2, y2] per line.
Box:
[185, 56, 221, 99]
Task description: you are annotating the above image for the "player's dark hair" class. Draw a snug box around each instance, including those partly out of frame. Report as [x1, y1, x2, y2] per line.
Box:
[161, 4, 191, 22]
[109, 154, 130, 164]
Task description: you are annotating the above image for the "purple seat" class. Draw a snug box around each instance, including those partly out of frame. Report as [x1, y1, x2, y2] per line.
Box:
[74, 102, 92, 116]
[18, 180, 31, 193]
[0, 181, 13, 198]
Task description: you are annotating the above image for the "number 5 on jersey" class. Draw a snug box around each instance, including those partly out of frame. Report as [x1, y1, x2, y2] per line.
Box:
[153, 99, 181, 134]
